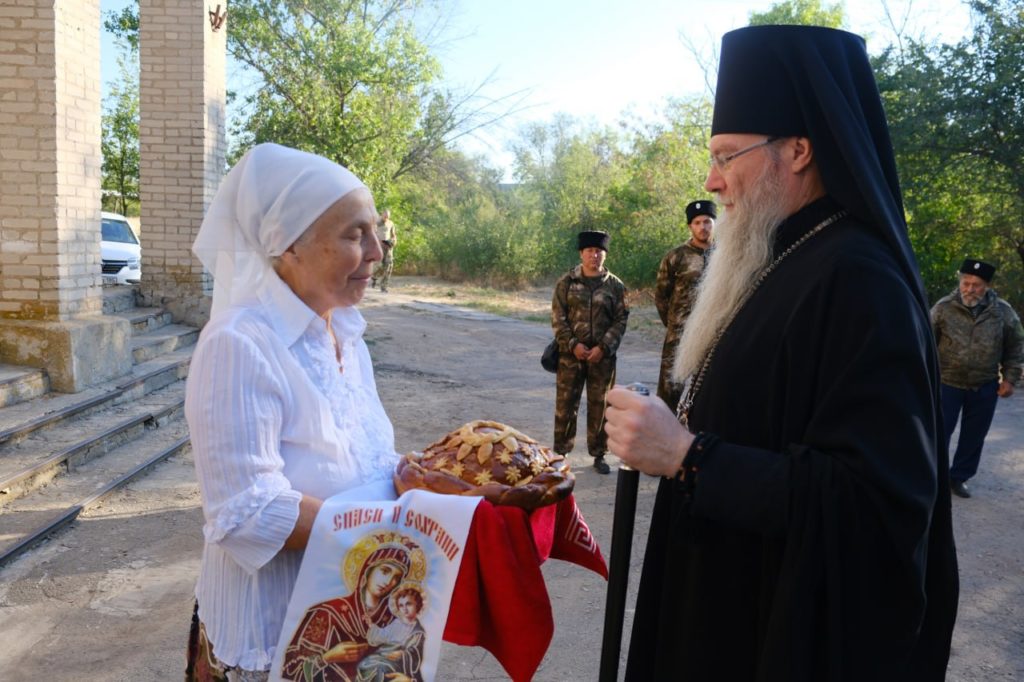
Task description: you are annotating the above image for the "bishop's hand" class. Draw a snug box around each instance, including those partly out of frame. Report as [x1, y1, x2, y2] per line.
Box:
[605, 385, 693, 478]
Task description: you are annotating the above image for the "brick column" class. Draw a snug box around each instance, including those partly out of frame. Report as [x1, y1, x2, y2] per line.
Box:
[0, 0, 132, 392]
[138, 0, 226, 327]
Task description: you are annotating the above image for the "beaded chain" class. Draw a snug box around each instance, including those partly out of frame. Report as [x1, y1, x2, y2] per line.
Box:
[677, 210, 848, 430]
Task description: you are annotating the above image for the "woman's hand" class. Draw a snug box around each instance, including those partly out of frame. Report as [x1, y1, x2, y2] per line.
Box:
[604, 386, 693, 477]
[323, 641, 369, 663]
[573, 343, 590, 361]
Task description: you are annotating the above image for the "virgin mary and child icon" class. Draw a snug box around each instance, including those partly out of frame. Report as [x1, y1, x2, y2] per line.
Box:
[281, 530, 429, 682]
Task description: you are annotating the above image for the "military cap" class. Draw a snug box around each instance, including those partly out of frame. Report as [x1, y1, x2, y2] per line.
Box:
[686, 200, 717, 223]
[578, 230, 610, 251]
[959, 258, 995, 282]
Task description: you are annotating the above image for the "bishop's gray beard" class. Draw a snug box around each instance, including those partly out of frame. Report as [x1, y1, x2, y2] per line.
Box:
[673, 159, 791, 383]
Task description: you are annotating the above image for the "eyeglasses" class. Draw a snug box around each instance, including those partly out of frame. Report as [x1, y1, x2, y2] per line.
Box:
[709, 137, 781, 172]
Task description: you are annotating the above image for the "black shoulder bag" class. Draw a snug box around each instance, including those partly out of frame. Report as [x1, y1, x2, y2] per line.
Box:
[541, 338, 559, 373]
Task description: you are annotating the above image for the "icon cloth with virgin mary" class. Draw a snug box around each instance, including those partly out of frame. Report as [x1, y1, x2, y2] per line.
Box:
[273, 482, 480, 682]
[281, 531, 426, 680]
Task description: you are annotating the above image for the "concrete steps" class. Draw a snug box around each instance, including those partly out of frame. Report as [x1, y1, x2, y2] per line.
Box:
[114, 305, 174, 333]
[0, 292, 200, 568]
[0, 343, 192, 449]
[129, 323, 200, 363]
[0, 412, 190, 568]
[0, 364, 50, 410]
[0, 382, 186, 507]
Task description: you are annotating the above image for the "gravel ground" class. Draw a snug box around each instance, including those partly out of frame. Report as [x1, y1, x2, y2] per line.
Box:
[0, 277, 1020, 680]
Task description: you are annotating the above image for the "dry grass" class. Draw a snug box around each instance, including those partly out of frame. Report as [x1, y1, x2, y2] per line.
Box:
[389, 276, 665, 343]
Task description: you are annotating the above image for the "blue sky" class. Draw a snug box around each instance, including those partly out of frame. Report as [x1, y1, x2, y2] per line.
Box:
[101, 0, 974, 169]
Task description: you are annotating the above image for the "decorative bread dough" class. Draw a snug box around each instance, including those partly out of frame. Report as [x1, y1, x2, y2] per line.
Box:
[394, 420, 575, 510]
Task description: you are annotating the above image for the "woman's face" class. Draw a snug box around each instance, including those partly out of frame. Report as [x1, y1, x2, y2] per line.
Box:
[365, 561, 404, 600]
[278, 189, 382, 314]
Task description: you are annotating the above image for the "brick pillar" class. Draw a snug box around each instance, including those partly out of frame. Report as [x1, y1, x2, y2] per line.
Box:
[138, 0, 225, 327]
[0, 0, 132, 392]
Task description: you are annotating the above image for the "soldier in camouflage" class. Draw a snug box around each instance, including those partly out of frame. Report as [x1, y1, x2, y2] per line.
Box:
[371, 209, 397, 292]
[551, 230, 629, 474]
[931, 258, 1024, 498]
[654, 200, 716, 409]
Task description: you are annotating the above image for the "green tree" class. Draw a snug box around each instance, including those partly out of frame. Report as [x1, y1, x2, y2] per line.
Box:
[510, 116, 631, 275]
[607, 97, 714, 285]
[227, 0, 440, 193]
[101, 45, 140, 216]
[104, 0, 522, 200]
[875, 0, 1024, 307]
[227, 0, 520, 196]
[494, 100, 715, 288]
[392, 149, 540, 285]
[748, 0, 846, 27]
[103, 1, 139, 52]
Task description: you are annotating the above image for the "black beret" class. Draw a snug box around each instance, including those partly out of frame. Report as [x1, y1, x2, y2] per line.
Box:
[578, 230, 609, 251]
[686, 200, 717, 223]
[959, 258, 995, 282]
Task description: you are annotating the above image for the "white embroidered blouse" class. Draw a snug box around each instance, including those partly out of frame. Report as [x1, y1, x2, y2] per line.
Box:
[184, 270, 398, 670]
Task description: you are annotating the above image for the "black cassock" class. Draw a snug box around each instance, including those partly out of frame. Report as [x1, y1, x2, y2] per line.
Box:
[625, 198, 958, 681]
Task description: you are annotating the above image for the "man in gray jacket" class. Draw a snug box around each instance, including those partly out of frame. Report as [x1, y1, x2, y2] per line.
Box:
[931, 258, 1024, 498]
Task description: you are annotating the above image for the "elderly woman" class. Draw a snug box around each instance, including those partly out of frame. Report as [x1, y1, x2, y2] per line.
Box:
[184, 143, 397, 681]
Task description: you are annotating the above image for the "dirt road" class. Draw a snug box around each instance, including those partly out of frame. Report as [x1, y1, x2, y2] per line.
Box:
[0, 280, 1021, 680]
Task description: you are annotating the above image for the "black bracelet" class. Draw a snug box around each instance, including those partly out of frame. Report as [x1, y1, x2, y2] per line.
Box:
[674, 431, 719, 483]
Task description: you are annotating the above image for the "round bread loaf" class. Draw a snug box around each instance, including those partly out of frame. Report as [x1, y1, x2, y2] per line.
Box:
[394, 420, 575, 510]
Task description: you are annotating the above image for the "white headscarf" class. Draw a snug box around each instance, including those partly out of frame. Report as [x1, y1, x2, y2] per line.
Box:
[193, 143, 367, 318]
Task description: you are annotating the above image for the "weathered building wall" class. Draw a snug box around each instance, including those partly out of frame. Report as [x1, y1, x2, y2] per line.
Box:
[0, 0, 225, 391]
[137, 0, 225, 327]
[0, 0, 132, 392]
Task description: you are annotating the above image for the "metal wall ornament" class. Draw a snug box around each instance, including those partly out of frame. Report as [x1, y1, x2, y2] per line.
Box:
[209, 4, 227, 32]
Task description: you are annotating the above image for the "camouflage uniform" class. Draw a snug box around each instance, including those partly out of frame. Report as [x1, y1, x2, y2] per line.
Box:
[931, 287, 1024, 484]
[551, 265, 629, 457]
[371, 217, 397, 291]
[931, 288, 1024, 388]
[654, 241, 708, 409]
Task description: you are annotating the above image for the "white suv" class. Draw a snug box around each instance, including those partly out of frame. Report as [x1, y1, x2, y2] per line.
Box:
[101, 211, 142, 285]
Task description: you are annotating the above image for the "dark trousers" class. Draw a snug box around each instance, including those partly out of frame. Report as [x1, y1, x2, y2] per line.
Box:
[554, 353, 616, 457]
[941, 380, 999, 483]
